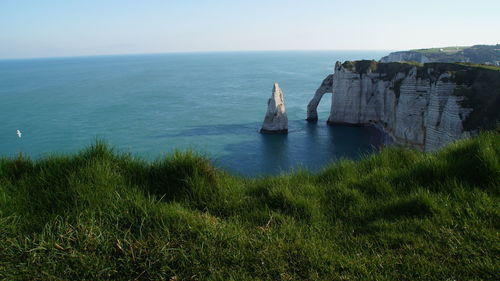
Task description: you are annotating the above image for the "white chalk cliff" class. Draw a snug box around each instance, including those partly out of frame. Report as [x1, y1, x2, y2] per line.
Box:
[306, 74, 333, 122]
[380, 51, 431, 64]
[307, 61, 474, 151]
[261, 83, 288, 134]
[380, 45, 500, 66]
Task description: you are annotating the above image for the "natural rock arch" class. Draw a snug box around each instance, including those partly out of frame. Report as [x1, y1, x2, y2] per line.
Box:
[306, 74, 333, 122]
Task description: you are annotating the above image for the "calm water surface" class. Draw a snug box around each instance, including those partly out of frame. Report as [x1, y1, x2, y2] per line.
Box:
[0, 51, 389, 176]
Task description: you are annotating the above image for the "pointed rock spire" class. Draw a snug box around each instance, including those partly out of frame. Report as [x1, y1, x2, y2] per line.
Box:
[260, 83, 288, 134]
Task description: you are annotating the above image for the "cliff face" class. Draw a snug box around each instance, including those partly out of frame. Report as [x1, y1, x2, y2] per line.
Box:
[308, 61, 500, 151]
[380, 51, 431, 64]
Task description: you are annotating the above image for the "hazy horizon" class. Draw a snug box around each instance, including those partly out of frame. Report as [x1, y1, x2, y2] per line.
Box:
[0, 49, 395, 61]
[1, 0, 499, 59]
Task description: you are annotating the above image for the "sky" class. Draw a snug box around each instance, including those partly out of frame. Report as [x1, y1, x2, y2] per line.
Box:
[0, 0, 499, 59]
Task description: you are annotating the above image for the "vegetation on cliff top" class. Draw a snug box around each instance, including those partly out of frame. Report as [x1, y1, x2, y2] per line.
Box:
[411, 44, 500, 65]
[381, 44, 500, 65]
[341, 60, 500, 80]
[1, 133, 499, 280]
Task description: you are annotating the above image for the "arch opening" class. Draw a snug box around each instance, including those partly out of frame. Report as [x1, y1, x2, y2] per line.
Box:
[306, 74, 333, 122]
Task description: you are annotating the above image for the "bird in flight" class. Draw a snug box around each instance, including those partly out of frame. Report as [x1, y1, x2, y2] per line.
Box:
[16, 130, 22, 138]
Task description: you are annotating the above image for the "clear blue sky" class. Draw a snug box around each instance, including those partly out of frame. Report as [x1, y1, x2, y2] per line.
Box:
[1, 0, 499, 59]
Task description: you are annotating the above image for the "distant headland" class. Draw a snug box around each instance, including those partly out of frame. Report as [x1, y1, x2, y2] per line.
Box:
[380, 44, 500, 66]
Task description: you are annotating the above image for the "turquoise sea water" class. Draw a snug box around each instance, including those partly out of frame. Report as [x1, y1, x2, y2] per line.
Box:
[0, 51, 388, 176]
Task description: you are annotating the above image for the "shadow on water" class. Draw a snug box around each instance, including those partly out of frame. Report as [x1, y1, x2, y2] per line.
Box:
[153, 122, 261, 138]
[162, 120, 387, 177]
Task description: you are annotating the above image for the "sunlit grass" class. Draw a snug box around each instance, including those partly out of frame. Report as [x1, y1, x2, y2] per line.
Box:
[0, 133, 499, 280]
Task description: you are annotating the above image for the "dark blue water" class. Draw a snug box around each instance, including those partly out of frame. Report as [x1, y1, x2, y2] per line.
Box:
[0, 51, 388, 176]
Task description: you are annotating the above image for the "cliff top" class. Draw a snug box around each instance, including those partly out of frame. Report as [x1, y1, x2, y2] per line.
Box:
[411, 44, 500, 56]
[341, 60, 500, 81]
[381, 44, 500, 66]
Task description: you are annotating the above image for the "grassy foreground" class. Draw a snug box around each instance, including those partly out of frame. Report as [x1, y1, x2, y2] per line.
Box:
[0, 133, 499, 280]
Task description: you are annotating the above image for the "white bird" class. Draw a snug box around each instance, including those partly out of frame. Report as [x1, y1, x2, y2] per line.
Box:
[16, 129, 22, 138]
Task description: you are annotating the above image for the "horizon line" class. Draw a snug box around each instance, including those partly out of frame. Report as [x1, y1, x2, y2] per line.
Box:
[0, 49, 395, 61]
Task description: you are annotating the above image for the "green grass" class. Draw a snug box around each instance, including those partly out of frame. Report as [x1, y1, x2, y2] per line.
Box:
[455, 63, 500, 71]
[407, 44, 500, 65]
[411, 46, 469, 54]
[1, 133, 499, 280]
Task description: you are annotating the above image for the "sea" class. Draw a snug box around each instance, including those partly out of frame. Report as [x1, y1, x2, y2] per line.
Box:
[0, 50, 390, 176]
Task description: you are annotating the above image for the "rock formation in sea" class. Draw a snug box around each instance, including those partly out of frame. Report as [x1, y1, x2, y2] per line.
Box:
[306, 74, 333, 122]
[261, 83, 288, 134]
[307, 60, 500, 151]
